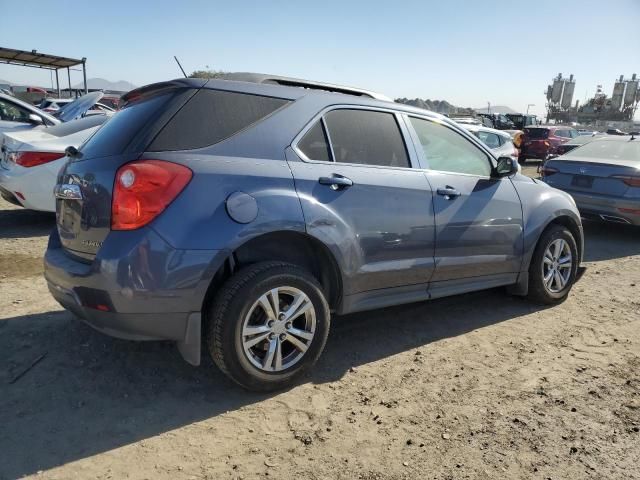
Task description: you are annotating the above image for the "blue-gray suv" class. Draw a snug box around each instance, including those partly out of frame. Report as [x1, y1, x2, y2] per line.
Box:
[45, 74, 584, 391]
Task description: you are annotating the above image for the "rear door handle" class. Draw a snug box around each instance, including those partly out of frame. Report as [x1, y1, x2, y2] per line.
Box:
[319, 174, 353, 190]
[436, 186, 461, 199]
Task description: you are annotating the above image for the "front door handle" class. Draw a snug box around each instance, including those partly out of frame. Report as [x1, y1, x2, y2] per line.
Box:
[319, 174, 353, 190]
[436, 186, 461, 200]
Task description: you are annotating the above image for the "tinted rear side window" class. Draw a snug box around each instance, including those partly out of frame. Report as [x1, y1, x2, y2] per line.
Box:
[525, 128, 549, 139]
[323, 109, 409, 168]
[298, 120, 331, 161]
[79, 92, 173, 158]
[150, 89, 290, 151]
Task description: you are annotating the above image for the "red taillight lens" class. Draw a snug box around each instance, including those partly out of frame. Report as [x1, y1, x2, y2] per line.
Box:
[15, 151, 65, 168]
[618, 207, 640, 215]
[111, 160, 192, 231]
[611, 175, 640, 187]
[541, 165, 559, 177]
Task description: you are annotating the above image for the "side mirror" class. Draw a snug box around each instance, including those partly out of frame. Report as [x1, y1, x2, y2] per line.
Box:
[27, 113, 43, 125]
[495, 156, 519, 177]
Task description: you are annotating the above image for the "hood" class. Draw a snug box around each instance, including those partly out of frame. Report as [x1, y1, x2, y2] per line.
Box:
[56, 92, 104, 122]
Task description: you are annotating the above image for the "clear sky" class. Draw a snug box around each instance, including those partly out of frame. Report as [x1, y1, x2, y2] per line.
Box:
[1, 0, 639, 118]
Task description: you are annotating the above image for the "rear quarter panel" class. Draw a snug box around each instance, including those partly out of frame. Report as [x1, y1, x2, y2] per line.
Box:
[147, 153, 306, 250]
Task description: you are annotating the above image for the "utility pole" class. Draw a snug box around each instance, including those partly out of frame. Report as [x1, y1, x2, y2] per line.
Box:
[527, 104, 535, 114]
[487, 101, 491, 114]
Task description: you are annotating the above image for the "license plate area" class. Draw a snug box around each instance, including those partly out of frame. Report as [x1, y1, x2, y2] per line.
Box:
[572, 175, 593, 188]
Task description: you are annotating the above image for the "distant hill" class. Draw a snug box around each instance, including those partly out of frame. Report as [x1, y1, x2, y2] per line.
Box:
[395, 98, 474, 115]
[0, 79, 13, 85]
[72, 78, 137, 92]
[474, 105, 517, 114]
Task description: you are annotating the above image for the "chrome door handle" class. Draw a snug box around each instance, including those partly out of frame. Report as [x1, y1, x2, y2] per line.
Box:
[319, 174, 353, 190]
[436, 186, 461, 200]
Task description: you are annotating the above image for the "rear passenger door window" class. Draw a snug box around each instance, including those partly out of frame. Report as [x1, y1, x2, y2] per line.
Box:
[408, 117, 492, 176]
[323, 109, 410, 168]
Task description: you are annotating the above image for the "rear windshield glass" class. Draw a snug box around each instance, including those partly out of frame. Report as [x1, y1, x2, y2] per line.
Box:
[78, 92, 173, 158]
[571, 140, 640, 162]
[149, 89, 290, 151]
[525, 128, 549, 139]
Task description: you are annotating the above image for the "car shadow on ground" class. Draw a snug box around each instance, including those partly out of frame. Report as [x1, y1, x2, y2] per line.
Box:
[582, 220, 639, 262]
[0, 289, 548, 479]
[0, 207, 55, 239]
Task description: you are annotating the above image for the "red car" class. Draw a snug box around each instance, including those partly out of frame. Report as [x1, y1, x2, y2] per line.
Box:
[520, 126, 578, 162]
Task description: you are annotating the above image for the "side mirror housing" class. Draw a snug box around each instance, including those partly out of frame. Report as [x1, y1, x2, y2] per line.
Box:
[27, 113, 43, 125]
[495, 156, 519, 177]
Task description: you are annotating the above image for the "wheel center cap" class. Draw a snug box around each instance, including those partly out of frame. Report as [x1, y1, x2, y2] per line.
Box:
[272, 321, 287, 335]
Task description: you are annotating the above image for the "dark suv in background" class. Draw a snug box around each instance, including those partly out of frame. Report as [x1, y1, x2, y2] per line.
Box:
[45, 74, 584, 390]
[520, 126, 579, 162]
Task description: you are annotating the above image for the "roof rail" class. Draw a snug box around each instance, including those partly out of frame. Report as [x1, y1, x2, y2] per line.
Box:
[217, 72, 392, 101]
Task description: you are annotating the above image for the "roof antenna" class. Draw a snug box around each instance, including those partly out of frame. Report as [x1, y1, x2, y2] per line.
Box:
[173, 56, 187, 78]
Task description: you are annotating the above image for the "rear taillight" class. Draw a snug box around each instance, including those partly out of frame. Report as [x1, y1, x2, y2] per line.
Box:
[15, 151, 65, 168]
[611, 175, 640, 187]
[541, 165, 559, 177]
[618, 207, 640, 215]
[111, 159, 192, 231]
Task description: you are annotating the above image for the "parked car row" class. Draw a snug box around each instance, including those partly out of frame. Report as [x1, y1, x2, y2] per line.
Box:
[458, 123, 521, 165]
[0, 92, 114, 210]
[0, 115, 108, 210]
[0, 91, 109, 134]
[37, 74, 586, 391]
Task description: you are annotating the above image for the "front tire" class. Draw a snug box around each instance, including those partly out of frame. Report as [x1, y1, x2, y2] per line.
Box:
[207, 262, 330, 391]
[527, 225, 578, 304]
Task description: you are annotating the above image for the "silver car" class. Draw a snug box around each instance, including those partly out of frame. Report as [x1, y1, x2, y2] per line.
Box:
[0, 91, 105, 135]
[460, 124, 520, 161]
[0, 93, 59, 132]
[541, 135, 640, 225]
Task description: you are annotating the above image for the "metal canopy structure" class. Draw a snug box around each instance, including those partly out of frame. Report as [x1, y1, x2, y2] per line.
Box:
[0, 47, 87, 97]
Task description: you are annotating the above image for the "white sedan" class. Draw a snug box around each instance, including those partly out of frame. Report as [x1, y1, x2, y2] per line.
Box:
[0, 115, 107, 212]
[459, 123, 521, 162]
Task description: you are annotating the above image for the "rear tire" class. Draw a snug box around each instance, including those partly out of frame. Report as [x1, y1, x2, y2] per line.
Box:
[206, 262, 330, 391]
[527, 225, 578, 304]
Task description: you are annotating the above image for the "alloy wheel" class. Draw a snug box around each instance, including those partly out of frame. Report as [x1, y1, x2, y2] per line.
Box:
[542, 238, 572, 293]
[241, 286, 316, 372]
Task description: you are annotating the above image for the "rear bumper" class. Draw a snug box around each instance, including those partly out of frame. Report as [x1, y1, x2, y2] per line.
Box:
[0, 164, 57, 212]
[44, 227, 228, 364]
[520, 150, 549, 161]
[0, 184, 21, 206]
[565, 190, 640, 226]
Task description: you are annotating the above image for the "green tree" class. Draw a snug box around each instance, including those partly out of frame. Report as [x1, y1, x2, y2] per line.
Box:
[188, 69, 226, 79]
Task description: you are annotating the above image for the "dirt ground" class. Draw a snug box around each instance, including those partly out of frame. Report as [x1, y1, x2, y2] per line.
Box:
[1, 163, 639, 480]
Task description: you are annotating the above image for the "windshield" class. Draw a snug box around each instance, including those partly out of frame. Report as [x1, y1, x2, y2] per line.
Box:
[571, 140, 640, 162]
[525, 128, 549, 139]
